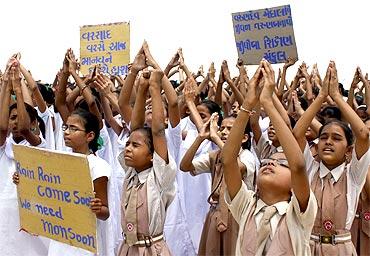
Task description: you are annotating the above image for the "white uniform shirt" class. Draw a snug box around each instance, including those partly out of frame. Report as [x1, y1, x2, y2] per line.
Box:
[304, 143, 370, 230]
[226, 182, 317, 256]
[118, 152, 177, 236]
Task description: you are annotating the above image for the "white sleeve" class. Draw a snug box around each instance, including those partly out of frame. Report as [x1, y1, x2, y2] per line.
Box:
[239, 149, 257, 189]
[152, 152, 177, 191]
[225, 182, 255, 224]
[88, 155, 112, 181]
[291, 190, 318, 229]
[303, 142, 316, 176]
[191, 153, 211, 175]
[349, 147, 370, 186]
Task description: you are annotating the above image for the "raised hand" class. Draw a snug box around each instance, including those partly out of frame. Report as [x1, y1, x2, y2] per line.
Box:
[168, 50, 180, 69]
[221, 60, 231, 81]
[328, 61, 341, 99]
[143, 40, 160, 69]
[94, 74, 114, 96]
[260, 60, 276, 103]
[351, 67, 361, 89]
[208, 62, 216, 79]
[284, 57, 297, 69]
[184, 77, 197, 102]
[198, 116, 211, 140]
[244, 62, 263, 108]
[66, 49, 79, 74]
[209, 113, 219, 140]
[320, 63, 331, 97]
[131, 47, 147, 73]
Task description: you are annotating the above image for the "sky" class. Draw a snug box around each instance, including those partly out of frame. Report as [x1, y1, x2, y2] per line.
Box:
[1, 0, 369, 88]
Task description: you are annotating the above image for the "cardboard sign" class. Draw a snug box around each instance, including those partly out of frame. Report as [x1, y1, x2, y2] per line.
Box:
[13, 145, 97, 253]
[232, 5, 298, 64]
[80, 22, 130, 76]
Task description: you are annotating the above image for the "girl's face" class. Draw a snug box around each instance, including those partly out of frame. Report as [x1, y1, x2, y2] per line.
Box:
[63, 114, 94, 153]
[267, 123, 277, 142]
[196, 104, 212, 124]
[317, 123, 350, 169]
[9, 108, 37, 141]
[124, 130, 153, 172]
[218, 118, 235, 143]
[9, 108, 20, 137]
[257, 152, 291, 195]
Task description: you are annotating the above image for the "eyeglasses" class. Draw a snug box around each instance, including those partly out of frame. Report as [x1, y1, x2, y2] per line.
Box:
[260, 158, 289, 168]
[62, 124, 85, 133]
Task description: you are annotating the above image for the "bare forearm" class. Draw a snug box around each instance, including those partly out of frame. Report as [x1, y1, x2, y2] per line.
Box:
[130, 87, 147, 130]
[118, 71, 137, 124]
[180, 136, 204, 172]
[162, 76, 180, 127]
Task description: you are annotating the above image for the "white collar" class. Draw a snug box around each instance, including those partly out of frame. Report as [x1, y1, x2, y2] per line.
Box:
[128, 166, 152, 184]
[319, 161, 346, 182]
[254, 198, 289, 216]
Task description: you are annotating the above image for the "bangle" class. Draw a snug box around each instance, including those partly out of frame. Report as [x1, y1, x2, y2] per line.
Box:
[240, 106, 255, 115]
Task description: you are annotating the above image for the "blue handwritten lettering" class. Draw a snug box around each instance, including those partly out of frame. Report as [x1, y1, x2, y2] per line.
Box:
[86, 40, 105, 53]
[35, 203, 64, 220]
[81, 52, 113, 66]
[81, 30, 111, 41]
[253, 16, 293, 30]
[234, 24, 251, 34]
[73, 191, 92, 206]
[263, 5, 291, 19]
[263, 50, 287, 64]
[16, 162, 35, 179]
[109, 41, 126, 51]
[263, 35, 293, 49]
[111, 65, 128, 76]
[233, 11, 260, 22]
[37, 185, 71, 203]
[38, 167, 61, 184]
[41, 219, 96, 248]
[19, 197, 31, 210]
[236, 39, 261, 54]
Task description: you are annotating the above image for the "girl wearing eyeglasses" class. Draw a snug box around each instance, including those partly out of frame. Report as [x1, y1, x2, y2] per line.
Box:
[223, 60, 317, 255]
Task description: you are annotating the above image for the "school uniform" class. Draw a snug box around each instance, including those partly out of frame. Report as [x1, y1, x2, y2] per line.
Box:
[254, 132, 283, 160]
[303, 144, 370, 255]
[226, 182, 317, 256]
[48, 154, 113, 256]
[192, 149, 256, 255]
[351, 188, 370, 256]
[0, 135, 49, 256]
[117, 151, 177, 255]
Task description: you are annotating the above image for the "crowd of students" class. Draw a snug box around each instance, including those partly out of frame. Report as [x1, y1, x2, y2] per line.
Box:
[0, 42, 369, 256]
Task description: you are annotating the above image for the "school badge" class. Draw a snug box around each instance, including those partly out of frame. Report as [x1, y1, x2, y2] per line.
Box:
[364, 212, 370, 221]
[127, 223, 134, 232]
[323, 219, 333, 231]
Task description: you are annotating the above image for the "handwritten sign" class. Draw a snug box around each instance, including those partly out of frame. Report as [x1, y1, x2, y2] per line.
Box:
[232, 5, 298, 64]
[13, 145, 97, 253]
[80, 22, 130, 76]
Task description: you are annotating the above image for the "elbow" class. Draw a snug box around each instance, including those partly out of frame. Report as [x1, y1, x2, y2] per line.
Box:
[179, 162, 192, 173]
[358, 127, 370, 141]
